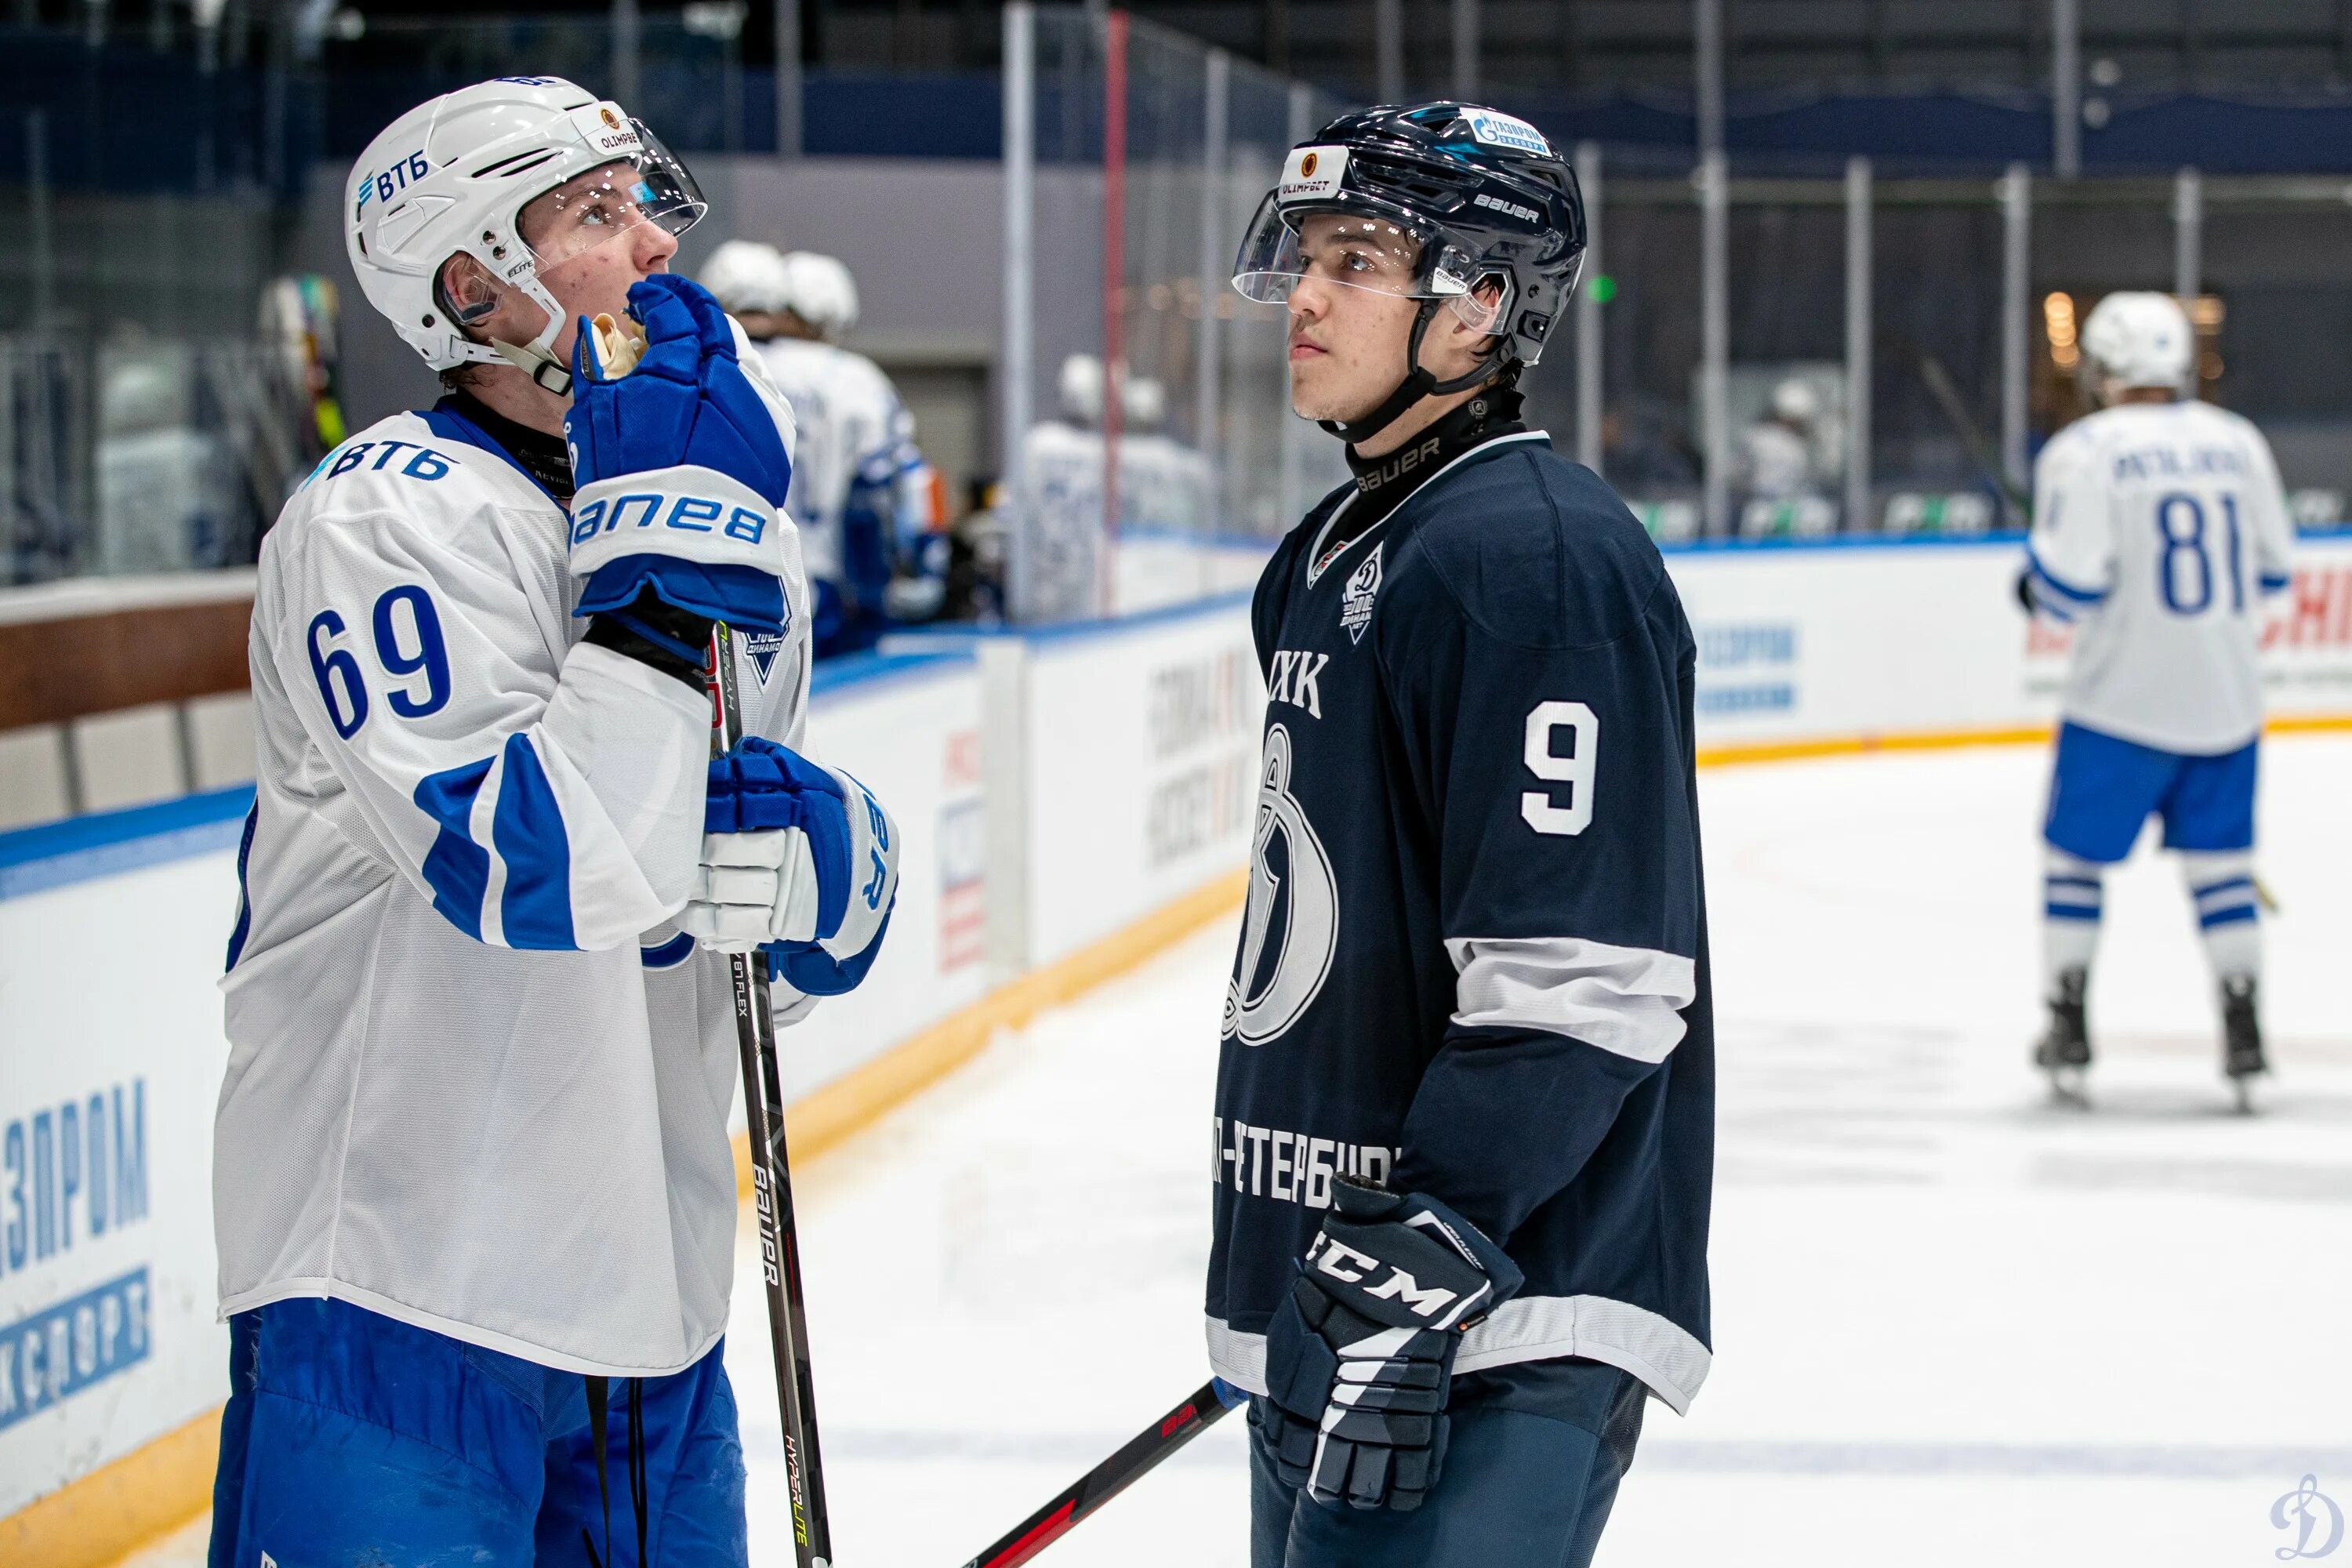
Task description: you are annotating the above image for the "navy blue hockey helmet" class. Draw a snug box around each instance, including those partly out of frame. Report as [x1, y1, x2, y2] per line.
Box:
[1232, 102, 1587, 439]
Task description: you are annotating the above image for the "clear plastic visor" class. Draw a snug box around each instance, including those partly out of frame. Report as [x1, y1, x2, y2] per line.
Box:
[1230, 196, 1500, 330]
[517, 125, 705, 273]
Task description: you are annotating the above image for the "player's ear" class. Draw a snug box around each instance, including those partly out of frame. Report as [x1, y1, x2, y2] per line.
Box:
[434, 254, 505, 340]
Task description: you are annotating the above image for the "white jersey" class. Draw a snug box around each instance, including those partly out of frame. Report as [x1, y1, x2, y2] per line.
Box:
[217, 364, 815, 1377]
[750, 336, 919, 582]
[1117, 431, 1216, 535]
[2028, 399, 2293, 754]
[1014, 419, 1106, 620]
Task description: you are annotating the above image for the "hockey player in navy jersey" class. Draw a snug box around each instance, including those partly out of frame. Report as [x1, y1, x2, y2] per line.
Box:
[2020, 292, 2293, 1109]
[1212, 104, 1713, 1567]
[209, 80, 898, 1566]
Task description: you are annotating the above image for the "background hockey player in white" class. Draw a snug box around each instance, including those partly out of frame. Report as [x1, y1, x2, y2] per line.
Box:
[1014, 351, 1112, 619]
[2020, 290, 2292, 1107]
[210, 78, 899, 1566]
[706, 244, 943, 655]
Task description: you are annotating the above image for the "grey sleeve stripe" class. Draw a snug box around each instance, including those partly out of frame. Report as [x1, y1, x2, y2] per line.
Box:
[1207, 1292, 1712, 1416]
[1444, 935, 1697, 1064]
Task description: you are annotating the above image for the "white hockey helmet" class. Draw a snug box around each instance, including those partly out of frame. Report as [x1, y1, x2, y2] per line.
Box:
[779, 251, 860, 337]
[1058, 354, 1105, 425]
[345, 76, 706, 391]
[699, 238, 789, 317]
[2080, 291, 2194, 394]
[1769, 377, 1820, 426]
[1122, 376, 1167, 430]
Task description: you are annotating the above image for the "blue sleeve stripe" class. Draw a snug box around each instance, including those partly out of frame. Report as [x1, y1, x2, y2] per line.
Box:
[2026, 548, 2108, 607]
[413, 757, 494, 942]
[2027, 580, 2078, 622]
[2259, 572, 2292, 593]
[492, 735, 577, 952]
[223, 802, 260, 971]
[641, 931, 695, 968]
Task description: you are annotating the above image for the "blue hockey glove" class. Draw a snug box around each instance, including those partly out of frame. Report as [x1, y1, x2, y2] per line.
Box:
[565, 273, 795, 635]
[685, 735, 898, 996]
[1261, 1178, 1523, 1512]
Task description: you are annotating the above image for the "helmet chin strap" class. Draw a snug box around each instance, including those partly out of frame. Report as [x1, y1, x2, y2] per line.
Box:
[1319, 296, 1512, 446]
[449, 269, 575, 397]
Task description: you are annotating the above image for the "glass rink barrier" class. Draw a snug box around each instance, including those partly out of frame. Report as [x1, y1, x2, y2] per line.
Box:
[1000, 4, 1351, 622]
[1543, 155, 2352, 544]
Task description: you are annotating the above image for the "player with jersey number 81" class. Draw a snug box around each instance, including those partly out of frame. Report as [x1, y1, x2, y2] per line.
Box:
[2018, 290, 2295, 1111]
[1210, 102, 1715, 1568]
[208, 76, 898, 1568]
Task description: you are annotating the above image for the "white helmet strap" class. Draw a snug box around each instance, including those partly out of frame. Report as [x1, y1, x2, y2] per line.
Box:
[442, 249, 575, 397]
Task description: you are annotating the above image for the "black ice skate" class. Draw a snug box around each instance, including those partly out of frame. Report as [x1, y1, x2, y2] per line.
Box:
[2034, 966, 2092, 1106]
[2221, 975, 2266, 1114]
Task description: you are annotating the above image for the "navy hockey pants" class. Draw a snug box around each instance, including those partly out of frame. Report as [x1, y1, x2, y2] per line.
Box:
[209, 1297, 747, 1568]
[1247, 1365, 1646, 1568]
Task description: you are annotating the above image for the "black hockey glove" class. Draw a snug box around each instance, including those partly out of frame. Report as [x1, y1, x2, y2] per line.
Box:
[1261, 1178, 1523, 1512]
[2013, 567, 2038, 615]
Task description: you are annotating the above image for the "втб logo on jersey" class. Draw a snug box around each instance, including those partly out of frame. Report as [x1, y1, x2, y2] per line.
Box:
[1225, 724, 1338, 1047]
[1341, 543, 1384, 644]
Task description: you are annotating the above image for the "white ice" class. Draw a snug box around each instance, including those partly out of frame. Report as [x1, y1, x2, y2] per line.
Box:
[135, 735, 2352, 1568]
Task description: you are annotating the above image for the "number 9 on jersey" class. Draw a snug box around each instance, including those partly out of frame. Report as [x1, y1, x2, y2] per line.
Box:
[1522, 700, 1598, 836]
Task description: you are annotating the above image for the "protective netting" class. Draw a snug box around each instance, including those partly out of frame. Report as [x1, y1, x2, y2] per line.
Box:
[1007, 7, 1352, 620]
[1534, 168, 2352, 541]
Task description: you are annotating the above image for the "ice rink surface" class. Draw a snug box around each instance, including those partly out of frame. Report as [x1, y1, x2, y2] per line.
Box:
[140, 735, 2352, 1567]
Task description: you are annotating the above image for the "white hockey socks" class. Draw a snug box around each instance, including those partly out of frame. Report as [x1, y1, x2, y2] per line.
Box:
[2042, 848, 2105, 992]
[2181, 850, 2262, 984]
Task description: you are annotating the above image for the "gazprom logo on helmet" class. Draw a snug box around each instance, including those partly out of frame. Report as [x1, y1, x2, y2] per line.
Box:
[1462, 108, 1551, 158]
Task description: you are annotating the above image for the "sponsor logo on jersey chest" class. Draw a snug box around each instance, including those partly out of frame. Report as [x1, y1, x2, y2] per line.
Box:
[1340, 543, 1384, 644]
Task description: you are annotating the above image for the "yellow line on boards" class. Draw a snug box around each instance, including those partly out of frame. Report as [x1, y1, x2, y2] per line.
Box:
[0, 1409, 219, 1568]
[16, 869, 1252, 1568]
[736, 867, 1250, 1196]
[41, 709, 2352, 1566]
[1694, 711, 2352, 770]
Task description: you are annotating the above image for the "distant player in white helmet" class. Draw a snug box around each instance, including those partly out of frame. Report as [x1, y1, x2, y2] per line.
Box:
[730, 248, 943, 653]
[1012, 351, 1112, 618]
[698, 235, 793, 339]
[209, 78, 900, 1562]
[2019, 290, 2292, 1109]
[1740, 377, 1821, 502]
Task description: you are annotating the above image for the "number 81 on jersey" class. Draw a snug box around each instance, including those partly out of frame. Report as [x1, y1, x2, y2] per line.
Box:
[1522, 701, 1597, 837]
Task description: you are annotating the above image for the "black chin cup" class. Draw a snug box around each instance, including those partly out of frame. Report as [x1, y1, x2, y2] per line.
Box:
[1319, 296, 1513, 446]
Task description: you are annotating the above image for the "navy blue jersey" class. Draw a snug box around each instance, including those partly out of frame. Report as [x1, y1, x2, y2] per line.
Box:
[1204, 430, 1715, 1417]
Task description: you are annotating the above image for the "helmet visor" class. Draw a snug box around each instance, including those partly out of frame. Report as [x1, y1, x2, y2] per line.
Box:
[1230, 194, 1502, 332]
[517, 120, 706, 273]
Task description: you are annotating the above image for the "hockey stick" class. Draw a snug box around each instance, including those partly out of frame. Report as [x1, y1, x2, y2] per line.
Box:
[957, 1379, 1247, 1568]
[710, 622, 835, 1568]
[1916, 352, 2032, 521]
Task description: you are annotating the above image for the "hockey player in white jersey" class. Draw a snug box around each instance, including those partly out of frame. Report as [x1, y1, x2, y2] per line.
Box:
[210, 78, 900, 1565]
[1014, 352, 1112, 619]
[712, 246, 942, 654]
[2020, 291, 2292, 1107]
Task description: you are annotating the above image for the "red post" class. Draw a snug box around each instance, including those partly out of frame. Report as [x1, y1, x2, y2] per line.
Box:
[1100, 7, 1128, 615]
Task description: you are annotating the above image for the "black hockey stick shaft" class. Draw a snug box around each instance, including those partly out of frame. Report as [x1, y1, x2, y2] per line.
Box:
[1918, 352, 2032, 519]
[710, 622, 834, 1568]
[957, 1380, 1246, 1568]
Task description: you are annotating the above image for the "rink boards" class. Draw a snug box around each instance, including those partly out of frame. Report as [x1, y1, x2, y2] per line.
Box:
[7, 528, 2352, 1555]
